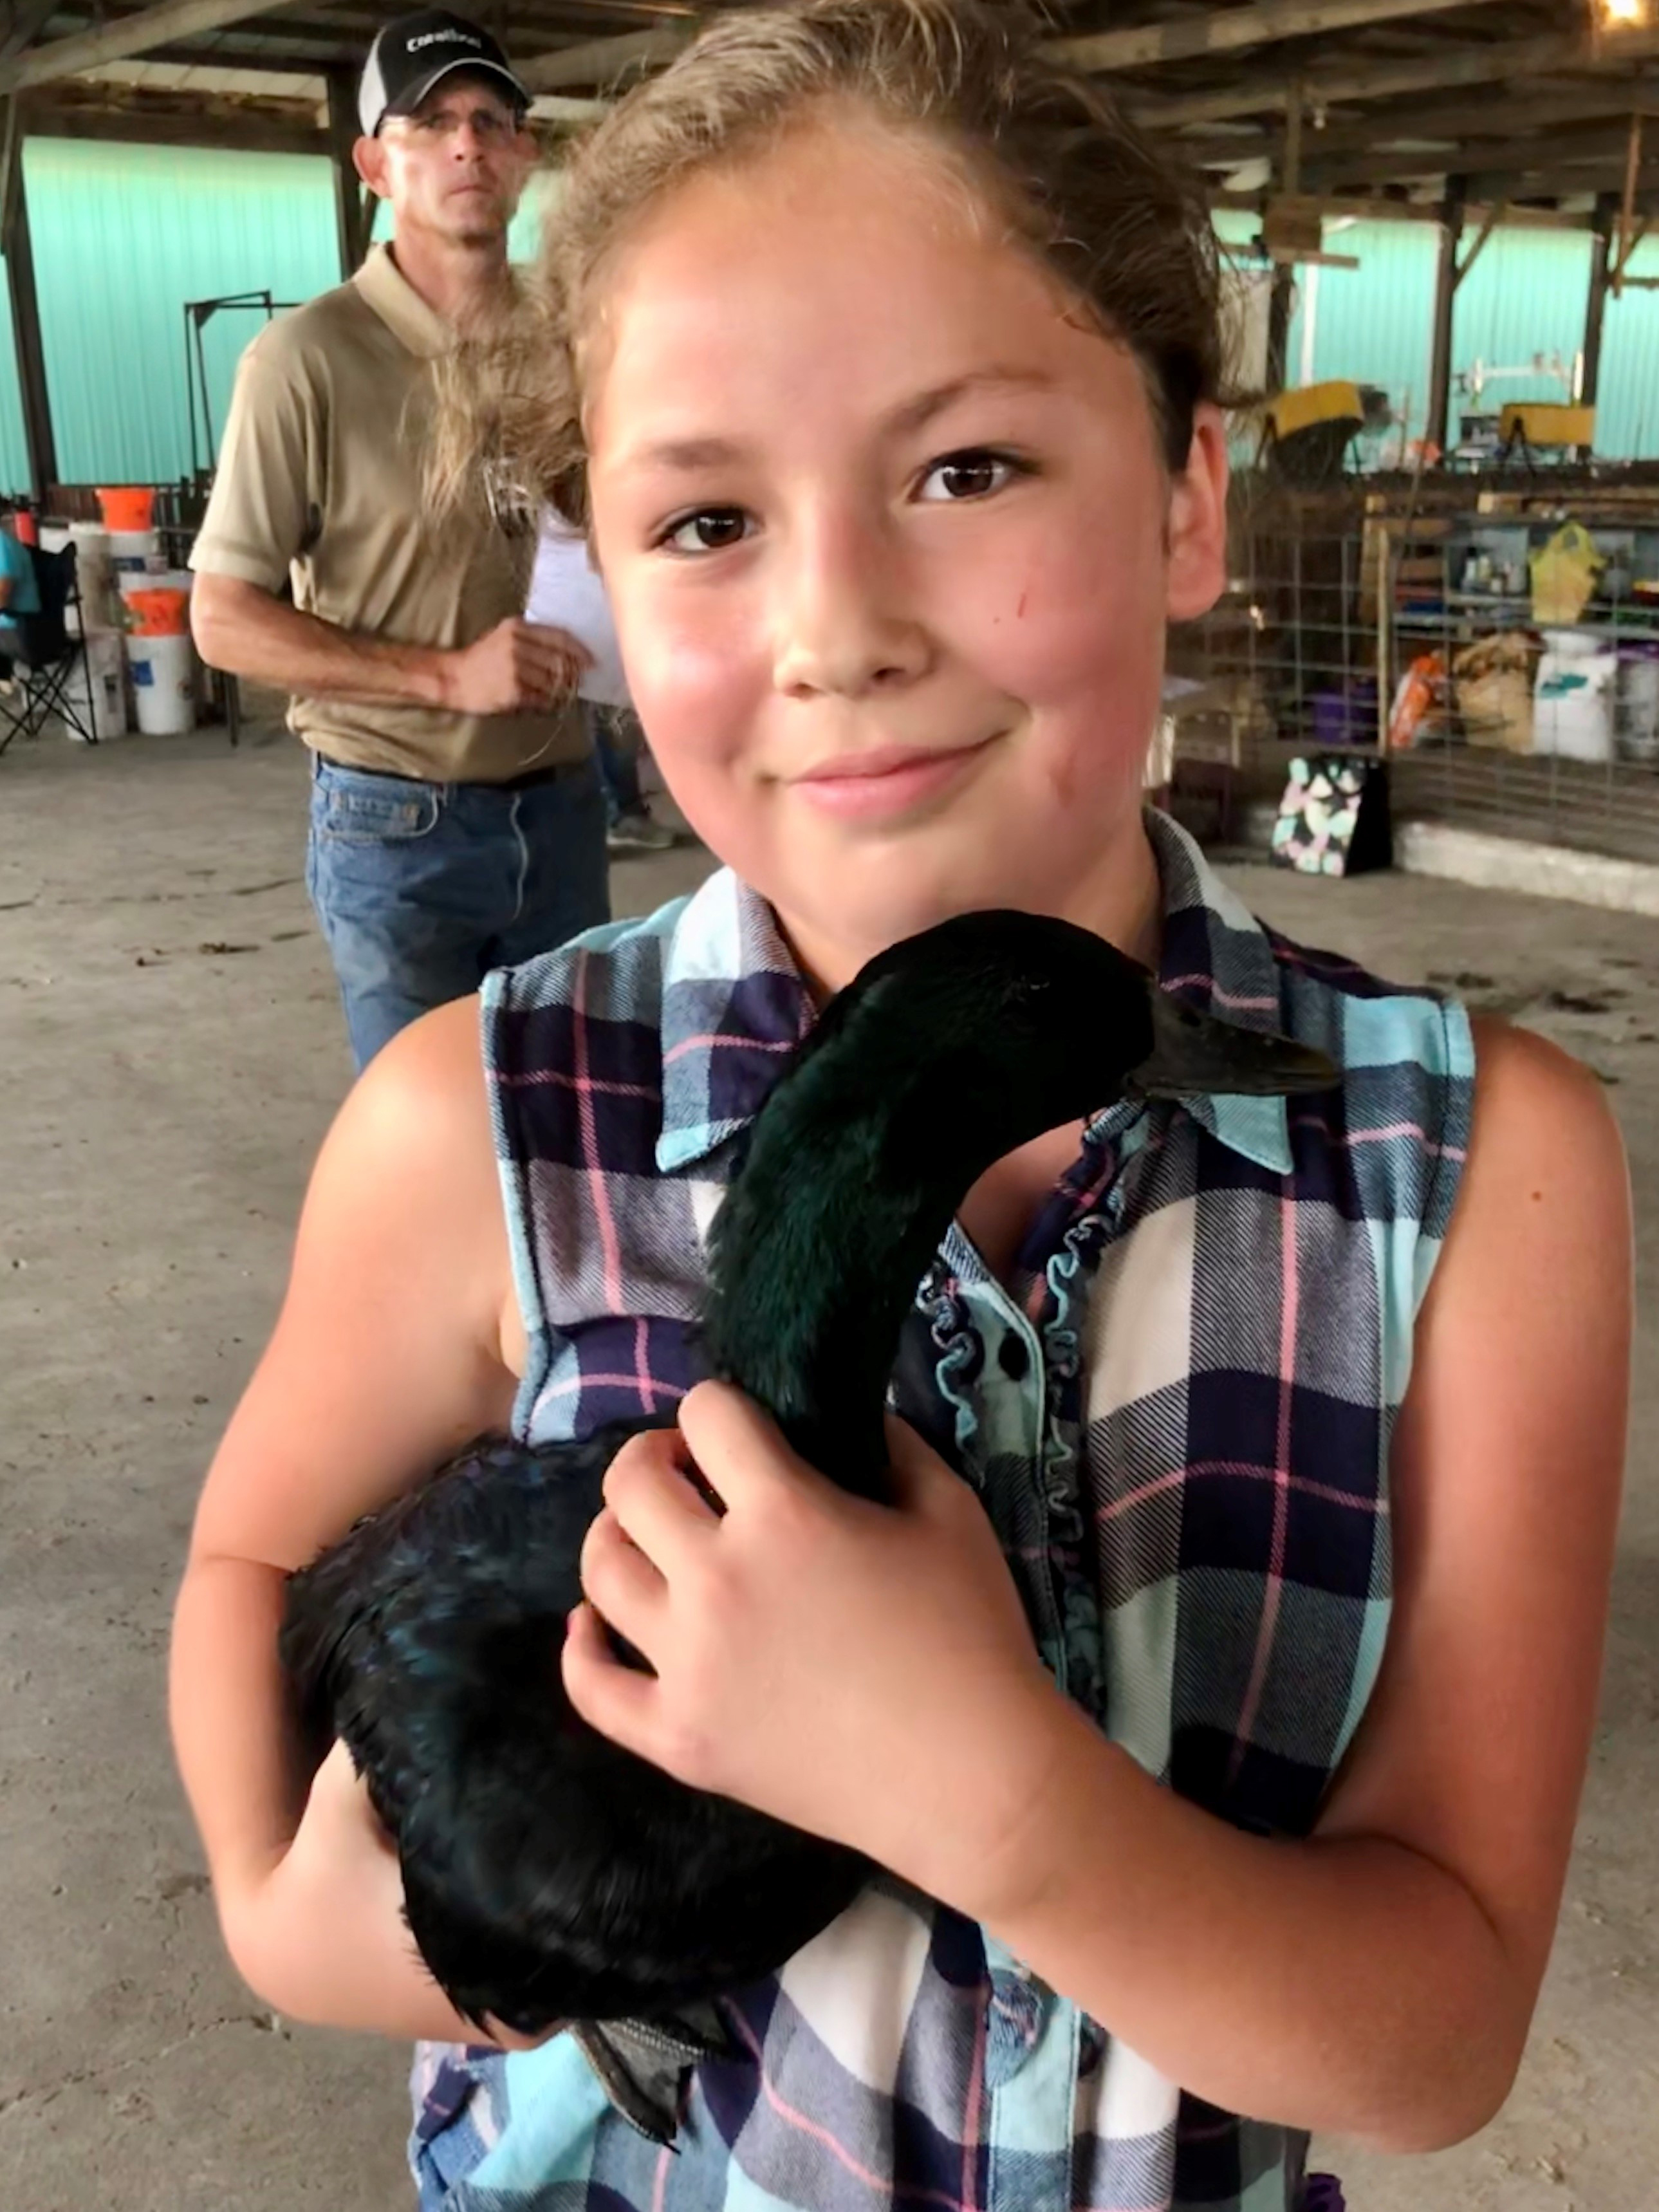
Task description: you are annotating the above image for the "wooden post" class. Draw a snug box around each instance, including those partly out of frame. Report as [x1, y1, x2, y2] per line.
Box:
[1582, 192, 1617, 412]
[1617, 111, 1645, 299]
[326, 71, 370, 278]
[1284, 80, 1304, 196]
[1266, 265, 1295, 391]
[1265, 87, 1306, 396]
[1425, 178, 1467, 458]
[0, 104, 55, 501]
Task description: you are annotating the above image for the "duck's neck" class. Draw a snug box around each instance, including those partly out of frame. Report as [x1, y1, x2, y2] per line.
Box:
[701, 1038, 1086, 1501]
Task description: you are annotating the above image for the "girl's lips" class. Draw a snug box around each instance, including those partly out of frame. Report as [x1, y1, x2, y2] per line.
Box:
[792, 738, 996, 820]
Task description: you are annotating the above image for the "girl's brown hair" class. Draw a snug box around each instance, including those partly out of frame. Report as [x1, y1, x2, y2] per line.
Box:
[440, 0, 1228, 524]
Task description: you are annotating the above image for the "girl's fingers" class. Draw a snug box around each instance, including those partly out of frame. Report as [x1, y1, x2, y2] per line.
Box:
[561, 1601, 656, 1749]
[602, 1426, 723, 1565]
[676, 1379, 819, 1508]
[579, 1507, 669, 1647]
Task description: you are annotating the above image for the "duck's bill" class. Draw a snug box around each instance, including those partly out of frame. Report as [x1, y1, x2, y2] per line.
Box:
[1129, 992, 1339, 1099]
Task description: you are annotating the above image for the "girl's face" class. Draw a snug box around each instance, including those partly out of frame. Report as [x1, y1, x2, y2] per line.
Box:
[585, 118, 1228, 989]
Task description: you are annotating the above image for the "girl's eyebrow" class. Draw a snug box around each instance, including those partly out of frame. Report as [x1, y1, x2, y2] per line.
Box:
[613, 367, 1058, 480]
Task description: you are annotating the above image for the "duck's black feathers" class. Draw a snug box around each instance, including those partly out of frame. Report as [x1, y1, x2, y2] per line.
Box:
[281, 1426, 867, 2034]
[280, 911, 1337, 2130]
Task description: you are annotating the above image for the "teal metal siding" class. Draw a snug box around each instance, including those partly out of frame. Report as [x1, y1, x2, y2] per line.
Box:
[1450, 224, 1595, 414]
[1597, 233, 1659, 459]
[16, 139, 550, 494]
[0, 278, 33, 495]
[1277, 219, 1608, 454]
[0, 145, 1652, 496]
[27, 138, 342, 485]
[1286, 219, 1440, 445]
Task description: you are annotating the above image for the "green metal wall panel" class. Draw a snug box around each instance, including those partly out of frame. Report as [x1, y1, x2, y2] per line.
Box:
[1277, 220, 1608, 456]
[1597, 233, 1659, 459]
[26, 138, 343, 485]
[0, 145, 1651, 497]
[1450, 224, 1595, 416]
[1286, 219, 1440, 445]
[0, 275, 33, 497]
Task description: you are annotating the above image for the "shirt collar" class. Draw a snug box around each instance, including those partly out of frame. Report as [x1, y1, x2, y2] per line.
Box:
[655, 810, 1293, 1181]
[352, 242, 454, 360]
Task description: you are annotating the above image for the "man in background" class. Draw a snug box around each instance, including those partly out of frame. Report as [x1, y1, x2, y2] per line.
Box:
[190, 9, 606, 1070]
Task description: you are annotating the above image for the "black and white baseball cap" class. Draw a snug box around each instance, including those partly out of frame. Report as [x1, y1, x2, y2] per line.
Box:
[358, 10, 531, 137]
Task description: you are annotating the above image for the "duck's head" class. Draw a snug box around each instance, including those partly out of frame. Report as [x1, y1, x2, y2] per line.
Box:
[843, 909, 1337, 1113]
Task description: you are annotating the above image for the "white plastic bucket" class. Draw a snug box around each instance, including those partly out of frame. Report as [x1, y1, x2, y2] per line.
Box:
[1618, 655, 1659, 763]
[107, 528, 163, 576]
[66, 633, 128, 740]
[67, 523, 119, 633]
[1535, 649, 1618, 762]
[125, 629, 196, 734]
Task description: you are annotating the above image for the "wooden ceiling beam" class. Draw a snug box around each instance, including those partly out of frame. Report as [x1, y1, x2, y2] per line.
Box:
[1306, 124, 1656, 194]
[1461, 156, 1659, 203]
[516, 0, 1513, 99]
[1047, 0, 1508, 77]
[1250, 79, 1659, 167]
[0, 0, 62, 69]
[23, 84, 324, 151]
[518, 23, 690, 94]
[1180, 95, 1659, 176]
[1133, 28, 1659, 133]
[2, 0, 313, 91]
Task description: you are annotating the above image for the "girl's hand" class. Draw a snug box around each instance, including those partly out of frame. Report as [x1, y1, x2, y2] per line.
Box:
[562, 1380, 1068, 1915]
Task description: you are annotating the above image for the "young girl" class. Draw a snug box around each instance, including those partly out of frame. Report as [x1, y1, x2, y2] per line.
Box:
[169, 6, 1631, 2208]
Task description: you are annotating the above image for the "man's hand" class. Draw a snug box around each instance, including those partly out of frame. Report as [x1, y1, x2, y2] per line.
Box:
[441, 618, 592, 715]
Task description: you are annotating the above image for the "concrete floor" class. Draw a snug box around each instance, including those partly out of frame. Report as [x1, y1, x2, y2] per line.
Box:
[1, 715, 1653, 2211]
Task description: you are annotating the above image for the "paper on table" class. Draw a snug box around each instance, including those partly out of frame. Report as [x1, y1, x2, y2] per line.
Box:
[524, 517, 632, 708]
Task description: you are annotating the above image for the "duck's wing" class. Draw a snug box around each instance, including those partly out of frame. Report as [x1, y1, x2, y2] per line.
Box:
[277, 1431, 623, 1821]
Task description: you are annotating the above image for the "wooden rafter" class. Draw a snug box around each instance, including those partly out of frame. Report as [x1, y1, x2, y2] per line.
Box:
[1304, 122, 1655, 196]
[1136, 28, 1659, 133]
[3, 0, 311, 92]
[1185, 80, 1659, 176]
[519, 25, 692, 95]
[1046, 0, 1508, 76]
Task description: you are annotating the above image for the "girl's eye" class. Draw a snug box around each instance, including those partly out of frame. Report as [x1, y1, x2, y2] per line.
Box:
[916, 450, 1025, 503]
[660, 508, 750, 555]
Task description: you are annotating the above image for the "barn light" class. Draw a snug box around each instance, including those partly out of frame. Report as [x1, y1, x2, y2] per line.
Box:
[1598, 0, 1651, 28]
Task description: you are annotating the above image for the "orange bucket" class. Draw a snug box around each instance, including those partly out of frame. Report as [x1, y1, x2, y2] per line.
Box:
[122, 581, 191, 637]
[96, 485, 154, 534]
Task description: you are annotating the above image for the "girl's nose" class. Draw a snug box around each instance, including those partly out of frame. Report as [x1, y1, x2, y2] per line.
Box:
[771, 510, 932, 701]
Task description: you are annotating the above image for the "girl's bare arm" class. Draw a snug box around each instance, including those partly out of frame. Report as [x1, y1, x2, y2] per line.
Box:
[170, 995, 522, 2036]
[969, 1017, 1630, 2148]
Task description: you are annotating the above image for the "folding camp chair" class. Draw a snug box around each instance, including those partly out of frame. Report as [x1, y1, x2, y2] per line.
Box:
[0, 541, 100, 756]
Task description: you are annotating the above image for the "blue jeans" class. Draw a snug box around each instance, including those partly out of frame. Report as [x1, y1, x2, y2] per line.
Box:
[306, 754, 610, 1071]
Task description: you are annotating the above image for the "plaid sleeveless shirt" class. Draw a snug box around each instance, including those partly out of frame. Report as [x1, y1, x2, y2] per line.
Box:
[409, 812, 1474, 2212]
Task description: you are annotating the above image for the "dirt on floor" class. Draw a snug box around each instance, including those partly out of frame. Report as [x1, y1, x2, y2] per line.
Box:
[0, 718, 1653, 2209]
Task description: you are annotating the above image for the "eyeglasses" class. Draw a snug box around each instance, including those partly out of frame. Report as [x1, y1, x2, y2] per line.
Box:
[387, 104, 523, 149]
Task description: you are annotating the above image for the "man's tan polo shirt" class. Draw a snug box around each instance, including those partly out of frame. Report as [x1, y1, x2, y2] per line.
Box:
[190, 244, 586, 785]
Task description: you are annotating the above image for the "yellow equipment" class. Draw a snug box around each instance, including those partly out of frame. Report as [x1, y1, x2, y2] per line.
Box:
[1259, 381, 1366, 484]
[1499, 402, 1596, 459]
